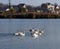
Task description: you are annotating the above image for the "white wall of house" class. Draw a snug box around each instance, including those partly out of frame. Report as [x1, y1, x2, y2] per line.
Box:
[47, 4, 55, 13]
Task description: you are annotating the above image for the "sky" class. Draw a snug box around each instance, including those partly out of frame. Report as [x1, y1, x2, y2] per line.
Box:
[0, 0, 59, 6]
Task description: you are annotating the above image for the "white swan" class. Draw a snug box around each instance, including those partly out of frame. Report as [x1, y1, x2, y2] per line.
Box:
[41, 30, 44, 34]
[19, 32, 25, 36]
[32, 33, 39, 38]
[30, 28, 45, 38]
[38, 30, 44, 35]
[15, 32, 25, 36]
[31, 31, 39, 38]
[29, 28, 36, 33]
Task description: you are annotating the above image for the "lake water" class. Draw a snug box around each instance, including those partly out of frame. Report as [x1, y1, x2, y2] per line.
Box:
[0, 19, 60, 49]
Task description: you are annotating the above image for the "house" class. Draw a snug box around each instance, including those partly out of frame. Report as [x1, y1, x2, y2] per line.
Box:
[18, 4, 27, 8]
[40, 3, 50, 12]
[18, 3, 28, 12]
[47, 3, 55, 13]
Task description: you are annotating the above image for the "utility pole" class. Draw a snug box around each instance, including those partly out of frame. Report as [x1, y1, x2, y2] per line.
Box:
[9, 0, 11, 9]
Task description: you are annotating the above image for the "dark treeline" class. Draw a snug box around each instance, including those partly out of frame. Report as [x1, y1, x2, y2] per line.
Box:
[0, 2, 60, 19]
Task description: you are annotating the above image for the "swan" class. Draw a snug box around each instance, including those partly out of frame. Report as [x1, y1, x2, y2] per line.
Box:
[19, 32, 25, 36]
[15, 32, 25, 36]
[31, 31, 39, 38]
[41, 30, 44, 34]
[30, 28, 36, 32]
[30, 28, 45, 38]
[38, 30, 44, 35]
[32, 33, 39, 38]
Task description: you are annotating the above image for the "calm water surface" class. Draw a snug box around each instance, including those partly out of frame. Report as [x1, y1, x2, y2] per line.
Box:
[0, 19, 60, 49]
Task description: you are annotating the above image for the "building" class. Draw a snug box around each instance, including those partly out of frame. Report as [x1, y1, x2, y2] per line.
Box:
[47, 3, 60, 13]
[18, 3, 28, 12]
[40, 3, 50, 12]
[47, 3, 55, 13]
